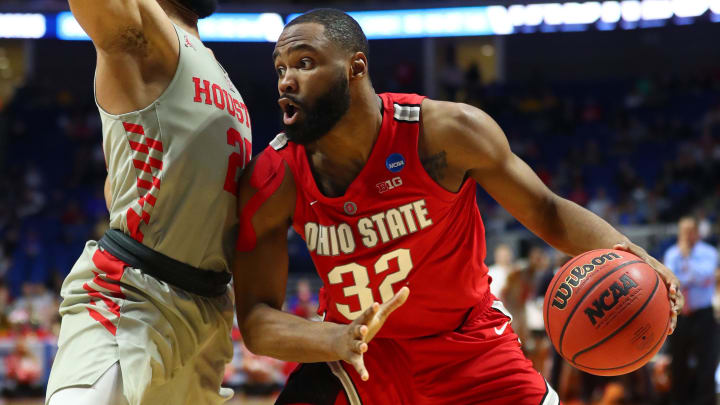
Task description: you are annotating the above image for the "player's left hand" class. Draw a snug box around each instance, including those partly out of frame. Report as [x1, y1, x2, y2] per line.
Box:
[614, 242, 684, 335]
[334, 287, 410, 381]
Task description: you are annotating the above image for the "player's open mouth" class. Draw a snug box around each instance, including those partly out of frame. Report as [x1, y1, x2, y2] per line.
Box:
[279, 98, 300, 126]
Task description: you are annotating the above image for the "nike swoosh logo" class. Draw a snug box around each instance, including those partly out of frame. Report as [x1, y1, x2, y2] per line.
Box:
[310, 200, 318, 206]
[494, 321, 510, 335]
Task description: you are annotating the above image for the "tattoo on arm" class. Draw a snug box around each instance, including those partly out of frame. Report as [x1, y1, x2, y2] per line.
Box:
[421, 151, 448, 183]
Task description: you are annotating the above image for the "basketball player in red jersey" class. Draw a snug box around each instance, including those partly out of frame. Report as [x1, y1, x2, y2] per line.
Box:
[233, 9, 683, 405]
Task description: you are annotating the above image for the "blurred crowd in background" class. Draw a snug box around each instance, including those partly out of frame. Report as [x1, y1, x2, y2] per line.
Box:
[0, 30, 719, 404]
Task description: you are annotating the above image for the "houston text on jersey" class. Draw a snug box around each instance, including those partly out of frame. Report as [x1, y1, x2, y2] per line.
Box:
[193, 77, 251, 128]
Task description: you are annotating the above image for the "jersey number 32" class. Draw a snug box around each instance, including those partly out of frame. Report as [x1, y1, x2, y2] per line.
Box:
[327, 248, 412, 320]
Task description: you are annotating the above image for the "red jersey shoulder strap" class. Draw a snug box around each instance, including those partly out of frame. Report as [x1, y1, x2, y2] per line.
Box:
[378, 93, 427, 168]
[236, 136, 289, 252]
[380, 93, 426, 124]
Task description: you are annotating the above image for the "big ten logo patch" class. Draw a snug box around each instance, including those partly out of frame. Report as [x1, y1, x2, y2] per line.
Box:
[376, 177, 403, 194]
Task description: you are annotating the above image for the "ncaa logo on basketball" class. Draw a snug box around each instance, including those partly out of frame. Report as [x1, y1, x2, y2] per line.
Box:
[551, 251, 622, 310]
[385, 153, 405, 173]
[584, 273, 639, 326]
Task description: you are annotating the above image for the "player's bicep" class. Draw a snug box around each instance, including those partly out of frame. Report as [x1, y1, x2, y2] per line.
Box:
[472, 152, 557, 228]
[452, 105, 558, 229]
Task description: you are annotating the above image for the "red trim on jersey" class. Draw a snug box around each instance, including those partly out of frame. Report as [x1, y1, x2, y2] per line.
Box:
[147, 157, 163, 170]
[126, 207, 145, 242]
[128, 137, 163, 154]
[137, 179, 152, 190]
[129, 140, 150, 154]
[140, 193, 157, 207]
[137, 177, 161, 191]
[236, 151, 286, 252]
[123, 121, 164, 242]
[144, 138, 164, 152]
[122, 122, 145, 135]
[133, 159, 153, 174]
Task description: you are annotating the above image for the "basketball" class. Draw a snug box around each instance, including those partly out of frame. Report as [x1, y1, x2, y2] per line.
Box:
[543, 249, 670, 376]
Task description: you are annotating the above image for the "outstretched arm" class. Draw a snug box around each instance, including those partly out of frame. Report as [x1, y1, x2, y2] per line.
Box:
[233, 151, 408, 380]
[68, 0, 177, 54]
[68, 0, 179, 114]
[421, 100, 683, 332]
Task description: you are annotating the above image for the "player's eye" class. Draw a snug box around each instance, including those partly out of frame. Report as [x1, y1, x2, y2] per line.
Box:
[299, 58, 313, 69]
[276, 66, 286, 77]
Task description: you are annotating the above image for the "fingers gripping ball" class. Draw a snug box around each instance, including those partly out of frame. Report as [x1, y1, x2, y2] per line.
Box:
[543, 249, 670, 376]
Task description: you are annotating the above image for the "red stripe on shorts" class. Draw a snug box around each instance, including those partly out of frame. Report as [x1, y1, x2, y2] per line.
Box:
[81, 249, 128, 335]
[83, 285, 121, 316]
[86, 305, 117, 336]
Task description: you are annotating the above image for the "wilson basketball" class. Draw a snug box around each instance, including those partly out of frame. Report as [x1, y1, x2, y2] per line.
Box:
[543, 249, 670, 376]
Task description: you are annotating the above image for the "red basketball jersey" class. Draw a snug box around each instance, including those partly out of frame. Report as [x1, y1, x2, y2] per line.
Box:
[264, 93, 490, 338]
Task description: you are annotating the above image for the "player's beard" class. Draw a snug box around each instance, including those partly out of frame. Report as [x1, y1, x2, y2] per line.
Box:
[282, 71, 351, 145]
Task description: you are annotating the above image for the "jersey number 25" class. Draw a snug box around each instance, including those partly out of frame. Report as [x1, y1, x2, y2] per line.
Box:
[224, 127, 251, 195]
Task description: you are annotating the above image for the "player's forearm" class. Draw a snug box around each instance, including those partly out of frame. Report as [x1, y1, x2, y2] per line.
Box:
[534, 195, 631, 256]
[241, 303, 345, 363]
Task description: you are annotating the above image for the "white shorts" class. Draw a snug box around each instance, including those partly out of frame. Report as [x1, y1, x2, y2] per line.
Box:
[46, 241, 235, 405]
[48, 362, 127, 405]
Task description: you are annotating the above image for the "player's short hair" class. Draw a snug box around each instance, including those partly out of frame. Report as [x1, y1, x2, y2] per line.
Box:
[286, 9, 369, 57]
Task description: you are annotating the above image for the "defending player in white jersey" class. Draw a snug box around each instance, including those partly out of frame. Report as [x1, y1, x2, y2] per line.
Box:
[46, 0, 252, 404]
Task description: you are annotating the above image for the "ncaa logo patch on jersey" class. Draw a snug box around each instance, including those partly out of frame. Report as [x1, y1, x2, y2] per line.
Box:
[386, 153, 405, 173]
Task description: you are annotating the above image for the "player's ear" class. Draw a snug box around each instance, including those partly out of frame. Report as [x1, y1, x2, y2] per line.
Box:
[350, 52, 368, 79]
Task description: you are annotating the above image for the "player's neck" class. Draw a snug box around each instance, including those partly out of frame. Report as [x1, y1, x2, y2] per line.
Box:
[307, 90, 383, 167]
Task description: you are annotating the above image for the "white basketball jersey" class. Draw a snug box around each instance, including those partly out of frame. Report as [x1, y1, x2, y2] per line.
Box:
[97, 24, 251, 271]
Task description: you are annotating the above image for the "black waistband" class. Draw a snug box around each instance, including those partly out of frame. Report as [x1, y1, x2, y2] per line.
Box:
[98, 229, 231, 298]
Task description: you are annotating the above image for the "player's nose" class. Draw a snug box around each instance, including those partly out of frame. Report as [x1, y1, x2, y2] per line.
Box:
[278, 72, 298, 94]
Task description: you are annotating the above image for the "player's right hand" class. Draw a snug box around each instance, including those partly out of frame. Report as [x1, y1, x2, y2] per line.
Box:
[333, 287, 410, 381]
